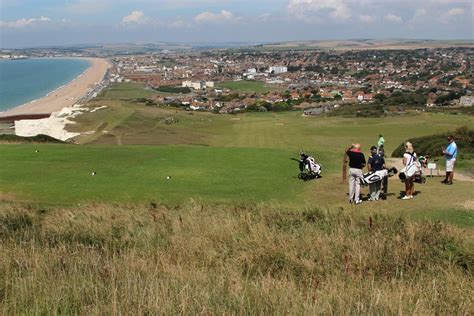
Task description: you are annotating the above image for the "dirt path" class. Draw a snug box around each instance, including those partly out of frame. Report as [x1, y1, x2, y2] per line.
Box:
[386, 158, 473, 182]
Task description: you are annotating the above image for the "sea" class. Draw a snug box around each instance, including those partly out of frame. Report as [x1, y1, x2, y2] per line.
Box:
[0, 58, 91, 112]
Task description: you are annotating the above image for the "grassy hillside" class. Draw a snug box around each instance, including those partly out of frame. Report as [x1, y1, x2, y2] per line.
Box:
[1, 202, 472, 314]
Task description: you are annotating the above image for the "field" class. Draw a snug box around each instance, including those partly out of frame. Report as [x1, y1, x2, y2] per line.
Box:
[217, 80, 279, 93]
[1, 83, 473, 313]
[97, 82, 157, 100]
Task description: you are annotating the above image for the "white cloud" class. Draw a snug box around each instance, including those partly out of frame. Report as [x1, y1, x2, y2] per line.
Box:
[413, 8, 427, 18]
[440, 7, 465, 22]
[288, 0, 352, 22]
[446, 7, 465, 15]
[384, 13, 402, 23]
[258, 13, 272, 22]
[406, 8, 426, 27]
[194, 10, 241, 23]
[121, 10, 148, 25]
[0, 16, 51, 28]
[169, 18, 191, 28]
[359, 14, 376, 23]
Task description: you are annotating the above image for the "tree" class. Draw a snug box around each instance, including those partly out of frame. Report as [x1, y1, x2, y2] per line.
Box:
[374, 93, 386, 101]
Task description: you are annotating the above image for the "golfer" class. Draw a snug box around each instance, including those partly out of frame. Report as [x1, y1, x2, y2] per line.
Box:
[402, 142, 416, 200]
[377, 134, 385, 153]
[367, 145, 385, 201]
[346, 144, 366, 204]
[442, 135, 457, 185]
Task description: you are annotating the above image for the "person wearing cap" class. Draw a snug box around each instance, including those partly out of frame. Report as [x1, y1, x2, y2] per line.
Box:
[442, 135, 457, 185]
[367, 145, 385, 201]
[345, 143, 366, 204]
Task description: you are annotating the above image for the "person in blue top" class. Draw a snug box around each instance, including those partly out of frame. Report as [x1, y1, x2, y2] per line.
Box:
[442, 135, 457, 185]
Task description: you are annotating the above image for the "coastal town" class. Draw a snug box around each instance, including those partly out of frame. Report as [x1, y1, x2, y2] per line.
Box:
[103, 47, 474, 113]
[1, 45, 473, 117]
[0, 45, 472, 140]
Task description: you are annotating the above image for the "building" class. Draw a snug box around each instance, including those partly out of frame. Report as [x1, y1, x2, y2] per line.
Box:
[182, 80, 214, 90]
[303, 108, 325, 116]
[205, 81, 215, 88]
[269, 66, 288, 74]
[460, 96, 474, 107]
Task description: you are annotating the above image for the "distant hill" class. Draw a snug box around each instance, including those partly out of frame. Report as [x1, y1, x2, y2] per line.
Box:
[255, 39, 474, 51]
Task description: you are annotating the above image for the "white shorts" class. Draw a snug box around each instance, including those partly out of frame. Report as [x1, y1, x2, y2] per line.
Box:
[446, 159, 456, 172]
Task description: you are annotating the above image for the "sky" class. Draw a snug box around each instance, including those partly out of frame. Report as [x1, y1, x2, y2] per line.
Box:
[0, 0, 472, 48]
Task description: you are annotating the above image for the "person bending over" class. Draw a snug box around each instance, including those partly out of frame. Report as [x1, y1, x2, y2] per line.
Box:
[367, 145, 385, 201]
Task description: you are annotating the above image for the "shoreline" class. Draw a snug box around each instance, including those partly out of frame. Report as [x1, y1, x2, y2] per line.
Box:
[0, 57, 111, 119]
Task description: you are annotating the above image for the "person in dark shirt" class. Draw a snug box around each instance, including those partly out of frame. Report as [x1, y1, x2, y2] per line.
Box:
[367, 145, 386, 201]
[345, 144, 366, 204]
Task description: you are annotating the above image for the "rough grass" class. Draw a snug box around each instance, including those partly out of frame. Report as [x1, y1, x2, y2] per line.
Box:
[1, 201, 472, 314]
[0, 134, 64, 143]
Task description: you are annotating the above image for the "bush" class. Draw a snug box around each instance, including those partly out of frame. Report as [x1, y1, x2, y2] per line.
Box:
[392, 126, 474, 157]
[154, 86, 191, 94]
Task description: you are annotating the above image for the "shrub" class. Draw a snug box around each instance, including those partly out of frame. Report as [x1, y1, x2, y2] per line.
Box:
[392, 126, 474, 157]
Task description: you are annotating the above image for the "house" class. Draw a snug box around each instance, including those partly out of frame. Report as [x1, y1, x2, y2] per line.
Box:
[460, 96, 474, 107]
[363, 94, 374, 101]
[342, 90, 353, 101]
[269, 66, 288, 74]
[303, 108, 325, 116]
[356, 92, 373, 102]
[426, 92, 437, 107]
[321, 91, 333, 98]
[290, 90, 300, 100]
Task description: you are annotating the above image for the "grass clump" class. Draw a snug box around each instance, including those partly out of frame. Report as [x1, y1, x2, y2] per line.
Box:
[1, 201, 472, 314]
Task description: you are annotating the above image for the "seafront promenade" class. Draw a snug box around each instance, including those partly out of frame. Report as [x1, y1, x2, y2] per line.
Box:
[0, 58, 110, 119]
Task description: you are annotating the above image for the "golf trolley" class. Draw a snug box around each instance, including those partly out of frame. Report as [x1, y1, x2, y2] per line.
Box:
[292, 151, 322, 181]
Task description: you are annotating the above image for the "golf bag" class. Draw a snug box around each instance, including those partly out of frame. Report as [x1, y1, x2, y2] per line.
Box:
[296, 151, 322, 181]
[360, 167, 398, 186]
[399, 153, 426, 184]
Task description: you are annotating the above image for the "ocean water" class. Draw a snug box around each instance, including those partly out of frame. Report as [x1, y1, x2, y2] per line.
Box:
[0, 58, 91, 112]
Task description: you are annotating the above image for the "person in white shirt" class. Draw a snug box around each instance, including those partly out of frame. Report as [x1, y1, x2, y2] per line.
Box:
[402, 142, 417, 200]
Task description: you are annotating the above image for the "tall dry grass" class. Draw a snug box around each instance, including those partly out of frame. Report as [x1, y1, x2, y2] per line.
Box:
[0, 201, 472, 314]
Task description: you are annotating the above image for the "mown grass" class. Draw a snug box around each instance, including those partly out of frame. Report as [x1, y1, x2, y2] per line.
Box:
[1, 201, 472, 314]
[0, 144, 305, 205]
[97, 82, 157, 100]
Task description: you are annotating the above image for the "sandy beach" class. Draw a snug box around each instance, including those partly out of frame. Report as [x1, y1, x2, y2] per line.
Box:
[0, 57, 111, 118]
